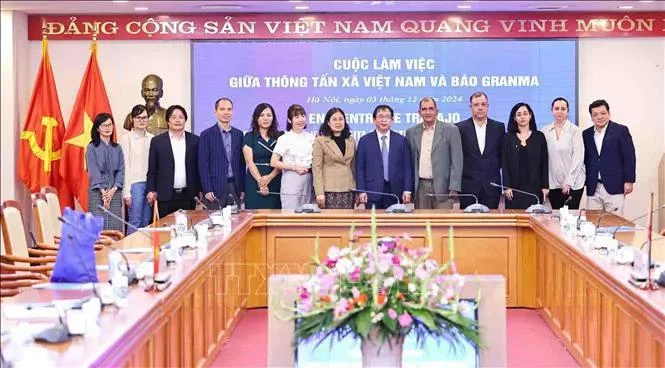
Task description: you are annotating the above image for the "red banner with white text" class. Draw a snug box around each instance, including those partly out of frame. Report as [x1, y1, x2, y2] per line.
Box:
[28, 12, 665, 40]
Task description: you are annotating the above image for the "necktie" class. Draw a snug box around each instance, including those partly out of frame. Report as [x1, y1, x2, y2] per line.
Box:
[381, 135, 389, 181]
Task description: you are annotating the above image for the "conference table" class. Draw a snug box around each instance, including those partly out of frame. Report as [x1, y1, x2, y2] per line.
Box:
[2, 209, 664, 367]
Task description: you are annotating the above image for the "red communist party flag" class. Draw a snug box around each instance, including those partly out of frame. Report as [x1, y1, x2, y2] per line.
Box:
[60, 39, 114, 211]
[18, 37, 74, 210]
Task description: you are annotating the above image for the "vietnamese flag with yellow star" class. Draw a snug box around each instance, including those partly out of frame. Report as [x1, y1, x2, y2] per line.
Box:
[18, 38, 74, 210]
[60, 39, 113, 211]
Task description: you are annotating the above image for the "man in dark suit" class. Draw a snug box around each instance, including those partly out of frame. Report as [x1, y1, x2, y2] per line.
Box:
[356, 105, 413, 209]
[198, 98, 246, 209]
[455, 92, 505, 209]
[146, 105, 201, 218]
[583, 99, 636, 214]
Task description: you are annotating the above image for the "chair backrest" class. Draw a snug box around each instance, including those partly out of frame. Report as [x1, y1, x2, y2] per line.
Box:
[41, 186, 62, 236]
[1, 201, 31, 267]
[32, 193, 56, 245]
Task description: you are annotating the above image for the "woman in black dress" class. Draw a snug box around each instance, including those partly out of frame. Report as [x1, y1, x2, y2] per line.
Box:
[502, 103, 549, 209]
[243, 103, 283, 209]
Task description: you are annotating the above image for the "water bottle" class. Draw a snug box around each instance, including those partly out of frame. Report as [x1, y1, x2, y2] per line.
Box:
[112, 274, 129, 308]
[108, 249, 122, 281]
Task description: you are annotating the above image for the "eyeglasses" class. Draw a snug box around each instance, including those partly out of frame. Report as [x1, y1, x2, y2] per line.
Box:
[376, 114, 392, 120]
[134, 116, 149, 121]
[99, 123, 114, 129]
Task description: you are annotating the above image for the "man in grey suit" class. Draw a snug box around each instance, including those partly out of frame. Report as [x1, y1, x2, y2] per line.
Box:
[406, 97, 463, 209]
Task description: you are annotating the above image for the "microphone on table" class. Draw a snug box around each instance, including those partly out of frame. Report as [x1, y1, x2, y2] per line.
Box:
[610, 204, 665, 239]
[490, 182, 551, 214]
[595, 207, 620, 233]
[351, 189, 412, 213]
[96, 205, 171, 241]
[426, 193, 490, 213]
[262, 191, 321, 213]
[575, 208, 586, 231]
[562, 195, 573, 208]
[194, 196, 208, 210]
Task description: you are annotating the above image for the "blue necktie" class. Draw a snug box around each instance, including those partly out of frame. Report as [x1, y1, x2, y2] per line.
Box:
[381, 135, 389, 181]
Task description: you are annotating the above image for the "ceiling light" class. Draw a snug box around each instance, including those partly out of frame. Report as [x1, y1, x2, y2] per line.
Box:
[530, 5, 568, 10]
[113, 1, 129, 3]
[200, 4, 244, 10]
[618, 5, 634, 9]
[294, 5, 310, 10]
[134, 6, 149, 11]
[457, 5, 472, 9]
[370, 1, 382, 5]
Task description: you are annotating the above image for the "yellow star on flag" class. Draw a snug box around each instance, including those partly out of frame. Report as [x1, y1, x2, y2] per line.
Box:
[65, 111, 93, 168]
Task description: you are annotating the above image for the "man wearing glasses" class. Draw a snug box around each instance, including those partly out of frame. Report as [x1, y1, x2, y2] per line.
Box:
[356, 104, 414, 209]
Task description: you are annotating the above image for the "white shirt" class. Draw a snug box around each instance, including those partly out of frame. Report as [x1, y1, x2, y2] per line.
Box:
[273, 130, 315, 168]
[119, 129, 154, 198]
[593, 124, 607, 180]
[541, 120, 586, 190]
[473, 119, 487, 154]
[376, 130, 390, 151]
[593, 124, 607, 156]
[169, 132, 187, 189]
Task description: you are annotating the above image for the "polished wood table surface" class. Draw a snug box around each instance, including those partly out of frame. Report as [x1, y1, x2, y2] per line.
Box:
[1, 209, 663, 367]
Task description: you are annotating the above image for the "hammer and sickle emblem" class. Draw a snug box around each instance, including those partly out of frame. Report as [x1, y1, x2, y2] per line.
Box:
[20, 116, 61, 172]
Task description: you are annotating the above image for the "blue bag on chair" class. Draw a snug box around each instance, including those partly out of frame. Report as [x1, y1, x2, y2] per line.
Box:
[50, 207, 103, 283]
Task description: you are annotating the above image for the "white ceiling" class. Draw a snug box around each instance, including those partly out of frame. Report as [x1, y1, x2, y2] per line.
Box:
[2, 1, 664, 14]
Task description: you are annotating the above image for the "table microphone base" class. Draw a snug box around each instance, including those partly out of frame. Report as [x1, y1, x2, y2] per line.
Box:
[526, 204, 552, 214]
[295, 203, 321, 213]
[464, 203, 490, 213]
[385, 204, 413, 213]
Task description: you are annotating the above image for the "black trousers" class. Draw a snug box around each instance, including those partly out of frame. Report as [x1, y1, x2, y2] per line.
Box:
[548, 187, 584, 210]
[158, 190, 195, 219]
[367, 181, 399, 210]
[460, 186, 500, 210]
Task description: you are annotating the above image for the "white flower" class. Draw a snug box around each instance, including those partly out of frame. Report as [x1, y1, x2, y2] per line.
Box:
[383, 277, 396, 288]
[371, 312, 384, 323]
[408, 283, 417, 293]
[327, 246, 341, 260]
[339, 247, 351, 257]
[429, 283, 440, 295]
[335, 258, 354, 275]
[352, 256, 364, 267]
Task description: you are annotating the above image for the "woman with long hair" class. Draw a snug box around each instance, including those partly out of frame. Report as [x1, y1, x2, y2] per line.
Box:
[270, 104, 315, 210]
[86, 112, 125, 231]
[502, 103, 549, 209]
[243, 103, 283, 209]
[119, 105, 154, 234]
[540, 97, 585, 209]
[312, 107, 356, 209]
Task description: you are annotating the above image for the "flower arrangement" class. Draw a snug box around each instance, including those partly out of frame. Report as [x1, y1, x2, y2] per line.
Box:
[284, 209, 482, 358]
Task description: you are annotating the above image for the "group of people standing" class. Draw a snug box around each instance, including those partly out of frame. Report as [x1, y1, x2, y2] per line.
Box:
[84, 91, 636, 233]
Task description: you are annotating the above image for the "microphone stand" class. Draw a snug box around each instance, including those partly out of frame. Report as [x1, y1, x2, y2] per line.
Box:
[635, 193, 659, 290]
[97, 205, 172, 291]
[595, 207, 620, 233]
[426, 193, 490, 213]
[351, 189, 412, 213]
[263, 191, 321, 213]
[490, 182, 551, 214]
[610, 204, 665, 239]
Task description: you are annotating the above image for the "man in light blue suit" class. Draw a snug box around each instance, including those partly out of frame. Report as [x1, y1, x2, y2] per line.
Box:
[356, 105, 414, 209]
[198, 98, 246, 209]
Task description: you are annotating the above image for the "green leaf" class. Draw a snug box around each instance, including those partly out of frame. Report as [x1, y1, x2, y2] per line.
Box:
[382, 313, 397, 333]
[408, 307, 435, 330]
[355, 308, 372, 338]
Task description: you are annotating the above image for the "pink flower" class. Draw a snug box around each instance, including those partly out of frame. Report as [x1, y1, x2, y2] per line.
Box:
[299, 298, 313, 313]
[391, 254, 401, 266]
[319, 275, 336, 293]
[350, 267, 361, 282]
[388, 308, 398, 320]
[327, 246, 341, 260]
[398, 312, 413, 327]
[415, 265, 429, 280]
[299, 288, 310, 300]
[393, 266, 404, 280]
[333, 299, 349, 318]
[351, 286, 360, 299]
[325, 259, 337, 269]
